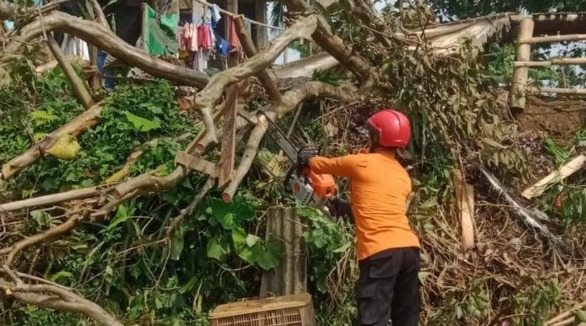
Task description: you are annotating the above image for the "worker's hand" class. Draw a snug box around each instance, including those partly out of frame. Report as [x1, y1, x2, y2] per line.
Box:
[297, 147, 319, 167]
[325, 197, 353, 219]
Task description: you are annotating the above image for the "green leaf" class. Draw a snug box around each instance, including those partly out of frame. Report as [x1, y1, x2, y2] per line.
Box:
[256, 240, 282, 270]
[48, 271, 74, 283]
[170, 227, 185, 261]
[179, 277, 198, 294]
[246, 234, 261, 247]
[30, 110, 58, 126]
[107, 204, 134, 230]
[232, 227, 255, 263]
[123, 111, 161, 132]
[206, 236, 230, 262]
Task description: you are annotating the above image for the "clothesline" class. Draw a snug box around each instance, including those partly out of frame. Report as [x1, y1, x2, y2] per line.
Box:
[191, 0, 285, 30]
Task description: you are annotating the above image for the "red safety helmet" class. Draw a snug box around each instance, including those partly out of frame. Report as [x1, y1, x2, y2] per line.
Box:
[366, 109, 411, 148]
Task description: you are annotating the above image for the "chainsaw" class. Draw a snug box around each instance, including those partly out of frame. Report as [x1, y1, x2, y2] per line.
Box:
[258, 111, 337, 210]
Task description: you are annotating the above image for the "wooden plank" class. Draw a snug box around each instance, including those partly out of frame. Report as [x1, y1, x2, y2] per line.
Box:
[175, 151, 218, 177]
[452, 169, 475, 250]
[217, 83, 239, 188]
[522, 155, 586, 199]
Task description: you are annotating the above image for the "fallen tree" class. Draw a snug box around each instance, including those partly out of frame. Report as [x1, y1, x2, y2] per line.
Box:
[1, 0, 585, 325]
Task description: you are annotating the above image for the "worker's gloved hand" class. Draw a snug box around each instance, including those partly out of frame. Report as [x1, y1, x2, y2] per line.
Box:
[297, 147, 319, 167]
[325, 197, 353, 219]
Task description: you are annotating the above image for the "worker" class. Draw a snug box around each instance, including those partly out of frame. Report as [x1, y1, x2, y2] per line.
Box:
[298, 109, 421, 326]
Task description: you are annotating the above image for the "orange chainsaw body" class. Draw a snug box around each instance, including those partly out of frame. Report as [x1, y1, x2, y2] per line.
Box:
[290, 167, 336, 205]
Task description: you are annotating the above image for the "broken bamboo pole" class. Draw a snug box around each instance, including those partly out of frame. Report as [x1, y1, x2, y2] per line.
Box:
[46, 37, 94, 109]
[527, 87, 586, 95]
[514, 57, 586, 67]
[452, 169, 475, 250]
[522, 155, 586, 199]
[509, 18, 534, 111]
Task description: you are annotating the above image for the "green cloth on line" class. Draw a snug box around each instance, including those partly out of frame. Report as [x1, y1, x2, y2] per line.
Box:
[143, 5, 179, 56]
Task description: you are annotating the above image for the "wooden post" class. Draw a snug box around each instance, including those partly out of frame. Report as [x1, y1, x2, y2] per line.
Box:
[218, 83, 239, 189]
[509, 18, 534, 111]
[452, 169, 475, 250]
[260, 206, 308, 297]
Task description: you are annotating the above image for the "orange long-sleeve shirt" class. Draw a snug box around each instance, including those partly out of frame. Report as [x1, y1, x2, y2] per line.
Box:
[309, 150, 420, 261]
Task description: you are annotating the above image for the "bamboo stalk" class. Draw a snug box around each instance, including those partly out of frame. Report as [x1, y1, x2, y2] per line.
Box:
[510, 13, 585, 22]
[509, 18, 534, 111]
[522, 34, 586, 44]
[528, 87, 586, 95]
[514, 57, 586, 67]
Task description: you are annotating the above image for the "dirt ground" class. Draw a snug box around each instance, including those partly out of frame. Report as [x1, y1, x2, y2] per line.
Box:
[515, 96, 586, 146]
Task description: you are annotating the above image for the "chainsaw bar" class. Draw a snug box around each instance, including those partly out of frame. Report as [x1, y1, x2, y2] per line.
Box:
[258, 111, 298, 163]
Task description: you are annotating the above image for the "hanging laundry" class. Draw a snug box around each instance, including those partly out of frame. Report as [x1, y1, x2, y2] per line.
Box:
[210, 4, 222, 29]
[197, 24, 212, 49]
[143, 5, 179, 56]
[178, 23, 198, 52]
[216, 35, 230, 57]
[228, 16, 242, 53]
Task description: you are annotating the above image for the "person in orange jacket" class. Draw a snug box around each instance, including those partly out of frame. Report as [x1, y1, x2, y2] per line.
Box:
[298, 109, 421, 326]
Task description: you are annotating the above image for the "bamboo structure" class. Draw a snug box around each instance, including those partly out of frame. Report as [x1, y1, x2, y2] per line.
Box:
[509, 16, 586, 109]
[509, 19, 534, 110]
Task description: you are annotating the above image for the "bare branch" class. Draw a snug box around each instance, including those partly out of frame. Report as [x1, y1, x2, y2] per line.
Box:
[193, 15, 318, 144]
[222, 82, 361, 201]
[0, 213, 86, 266]
[233, 15, 282, 103]
[1, 102, 103, 181]
[88, 0, 108, 29]
[0, 11, 209, 88]
[46, 37, 94, 109]
[0, 187, 101, 213]
[285, 0, 377, 89]
[0, 1, 14, 20]
[166, 177, 215, 239]
[5, 288, 123, 326]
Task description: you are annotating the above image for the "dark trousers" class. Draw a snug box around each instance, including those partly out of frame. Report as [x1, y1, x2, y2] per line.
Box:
[355, 247, 421, 326]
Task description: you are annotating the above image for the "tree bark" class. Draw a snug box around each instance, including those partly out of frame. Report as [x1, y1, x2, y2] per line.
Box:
[193, 15, 318, 144]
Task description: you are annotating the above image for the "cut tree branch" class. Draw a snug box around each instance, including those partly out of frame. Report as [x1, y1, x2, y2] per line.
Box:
[193, 15, 318, 144]
[233, 15, 282, 103]
[1, 102, 103, 181]
[285, 0, 376, 89]
[88, 0, 108, 29]
[0, 213, 86, 266]
[222, 81, 361, 201]
[4, 287, 123, 326]
[46, 37, 94, 109]
[0, 10, 209, 88]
